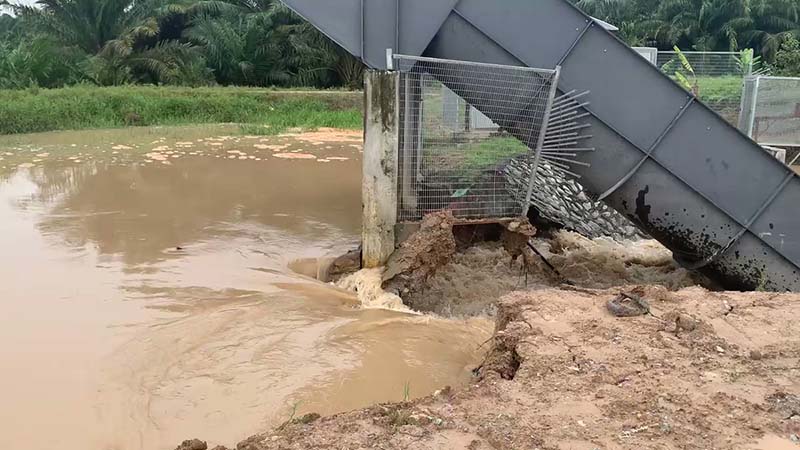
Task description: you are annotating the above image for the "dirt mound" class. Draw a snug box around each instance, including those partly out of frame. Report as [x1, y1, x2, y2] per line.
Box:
[212, 286, 800, 450]
[382, 211, 457, 296]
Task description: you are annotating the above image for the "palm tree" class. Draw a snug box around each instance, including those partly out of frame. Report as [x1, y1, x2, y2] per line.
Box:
[0, 37, 84, 88]
[573, 0, 661, 46]
[186, 10, 289, 85]
[1, 0, 216, 85]
[740, 0, 800, 62]
[644, 0, 750, 51]
[573, 0, 800, 61]
[2, 0, 167, 54]
[186, 0, 361, 87]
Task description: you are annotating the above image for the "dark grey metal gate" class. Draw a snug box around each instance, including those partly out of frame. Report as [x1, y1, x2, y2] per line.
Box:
[280, 0, 800, 291]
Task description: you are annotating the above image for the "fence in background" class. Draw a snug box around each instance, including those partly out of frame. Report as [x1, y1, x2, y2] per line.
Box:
[739, 76, 800, 150]
[394, 55, 559, 222]
[441, 87, 498, 132]
[656, 51, 750, 125]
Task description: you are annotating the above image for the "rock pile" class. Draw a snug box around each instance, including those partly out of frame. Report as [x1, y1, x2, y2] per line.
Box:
[503, 157, 644, 240]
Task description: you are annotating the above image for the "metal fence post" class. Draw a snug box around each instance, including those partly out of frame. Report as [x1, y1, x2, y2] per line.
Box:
[747, 76, 761, 139]
[523, 66, 562, 217]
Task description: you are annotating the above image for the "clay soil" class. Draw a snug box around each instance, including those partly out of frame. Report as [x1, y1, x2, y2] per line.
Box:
[184, 284, 800, 450]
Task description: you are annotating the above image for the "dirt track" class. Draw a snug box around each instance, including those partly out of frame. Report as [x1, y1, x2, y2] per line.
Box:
[183, 284, 800, 450]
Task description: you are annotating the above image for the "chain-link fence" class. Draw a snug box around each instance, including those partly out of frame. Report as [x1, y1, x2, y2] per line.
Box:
[739, 76, 800, 150]
[657, 51, 750, 124]
[394, 55, 559, 222]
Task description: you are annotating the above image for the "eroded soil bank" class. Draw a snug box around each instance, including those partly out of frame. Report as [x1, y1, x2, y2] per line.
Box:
[192, 284, 800, 450]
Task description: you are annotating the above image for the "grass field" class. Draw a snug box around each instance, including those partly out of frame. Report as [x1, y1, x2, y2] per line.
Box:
[0, 86, 363, 135]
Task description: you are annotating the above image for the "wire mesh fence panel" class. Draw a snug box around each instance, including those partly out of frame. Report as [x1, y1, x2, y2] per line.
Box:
[394, 55, 559, 222]
[657, 51, 749, 124]
[740, 76, 800, 148]
[441, 87, 500, 132]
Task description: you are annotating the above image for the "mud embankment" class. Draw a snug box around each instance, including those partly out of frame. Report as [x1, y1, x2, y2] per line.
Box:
[188, 285, 800, 450]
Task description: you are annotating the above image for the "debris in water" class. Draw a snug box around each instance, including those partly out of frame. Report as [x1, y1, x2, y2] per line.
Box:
[382, 211, 457, 298]
[274, 153, 316, 160]
[402, 231, 702, 317]
[326, 248, 362, 282]
[146, 153, 168, 161]
[500, 219, 537, 266]
[290, 128, 362, 144]
[606, 291, 650, 317]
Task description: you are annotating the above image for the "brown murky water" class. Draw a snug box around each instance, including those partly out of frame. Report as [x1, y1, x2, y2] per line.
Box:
[0, 127, 491, 450]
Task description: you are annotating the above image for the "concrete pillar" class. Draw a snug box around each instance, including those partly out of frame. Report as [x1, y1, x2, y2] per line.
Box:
[362, 70, 399, 268]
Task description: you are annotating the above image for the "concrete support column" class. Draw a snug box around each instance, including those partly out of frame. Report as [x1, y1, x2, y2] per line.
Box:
[362, 70, 399, 268]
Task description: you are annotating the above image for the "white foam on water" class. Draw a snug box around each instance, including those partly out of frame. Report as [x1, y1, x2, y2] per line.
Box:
[336, 268, 416, 313]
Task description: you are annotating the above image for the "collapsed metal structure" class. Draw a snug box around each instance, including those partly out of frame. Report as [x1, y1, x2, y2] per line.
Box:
[279, 0, 800, 291]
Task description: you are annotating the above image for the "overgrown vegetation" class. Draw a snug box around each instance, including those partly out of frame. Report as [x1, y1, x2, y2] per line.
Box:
[0, 86, 362, 134]
[774, 35, 800, 76]
[1, 0, 798, 92]
[573, 0, 800, 74]
[0, 0, 364, 89]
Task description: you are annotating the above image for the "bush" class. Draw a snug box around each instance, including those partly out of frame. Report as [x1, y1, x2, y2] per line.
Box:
[774, 36, 800, 77]
[0, 86, 363, 134]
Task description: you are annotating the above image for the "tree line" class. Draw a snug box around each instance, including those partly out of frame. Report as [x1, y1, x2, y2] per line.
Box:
[0, 0, 364, 89]
[1, 0, 799, 90]
[573, 0, 800, 75]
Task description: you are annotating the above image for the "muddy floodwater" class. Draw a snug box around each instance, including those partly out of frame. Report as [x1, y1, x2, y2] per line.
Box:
[0, 126, 492, 450]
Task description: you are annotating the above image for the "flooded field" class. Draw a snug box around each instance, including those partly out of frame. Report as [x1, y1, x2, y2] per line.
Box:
[0, 126, 491, 450]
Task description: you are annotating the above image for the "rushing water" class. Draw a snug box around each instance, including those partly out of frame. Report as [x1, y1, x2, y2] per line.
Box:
[0, 127, 491, 450]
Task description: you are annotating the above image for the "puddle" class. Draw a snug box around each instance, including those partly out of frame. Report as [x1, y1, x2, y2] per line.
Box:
[0, 127, 490, 450]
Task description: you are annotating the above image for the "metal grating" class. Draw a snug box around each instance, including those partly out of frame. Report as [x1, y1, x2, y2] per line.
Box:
[394, 55, 560, 222]
[739, 76, 800, 148]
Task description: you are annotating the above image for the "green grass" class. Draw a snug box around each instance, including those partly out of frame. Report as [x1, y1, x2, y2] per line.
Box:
[462, 137, 529, 170]
[423, 136, 529, 176]
[0, 85, 363, 135]
[695, 76, 743, 104]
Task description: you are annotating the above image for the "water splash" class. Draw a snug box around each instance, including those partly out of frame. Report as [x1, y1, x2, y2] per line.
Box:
[336, 268, 416, 313]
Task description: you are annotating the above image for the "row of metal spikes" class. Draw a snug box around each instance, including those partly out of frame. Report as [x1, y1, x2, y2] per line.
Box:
[538, 90, 594, 179]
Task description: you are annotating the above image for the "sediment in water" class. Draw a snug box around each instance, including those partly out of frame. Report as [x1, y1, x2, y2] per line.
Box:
[400, 229, 705, 317]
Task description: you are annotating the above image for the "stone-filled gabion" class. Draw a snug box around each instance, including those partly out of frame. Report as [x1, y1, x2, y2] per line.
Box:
[503, 157, 644, 241]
